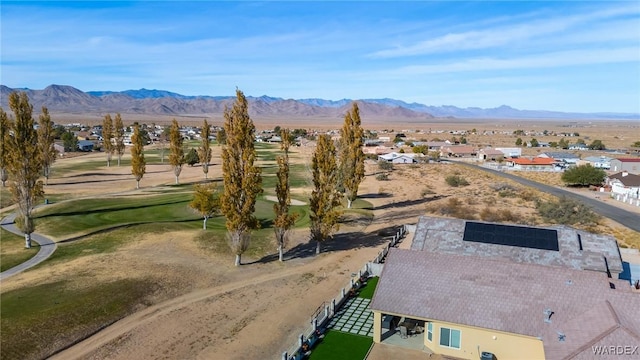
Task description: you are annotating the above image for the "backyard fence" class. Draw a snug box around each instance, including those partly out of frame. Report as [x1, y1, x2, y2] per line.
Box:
[282, 225, 407, 360]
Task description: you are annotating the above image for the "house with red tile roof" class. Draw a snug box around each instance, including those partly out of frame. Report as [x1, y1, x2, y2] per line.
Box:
[506, 157, 557, 171]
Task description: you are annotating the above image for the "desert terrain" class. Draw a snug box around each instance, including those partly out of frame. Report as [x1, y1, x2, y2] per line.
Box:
[1, 117, 639, 360]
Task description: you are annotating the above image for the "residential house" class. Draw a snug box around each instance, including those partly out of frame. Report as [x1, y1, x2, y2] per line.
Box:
[377, 152, 418, 164]
[77, 140, 94, 152]
[54, 143, 65, 156]
[610, 158, 640, 174]
[494, 147, 521, 158]
[425, 141, 450, 151]
[506, 157, 558, 171]
[606, 171, 640, 202]
[369, 217, 637, 360]
[537, 152, 580, 167]
[440, 145, 476, 158]
[568, 143, 588, 151]
[578, 156, 613, 169]
[477, 148, 505, 161]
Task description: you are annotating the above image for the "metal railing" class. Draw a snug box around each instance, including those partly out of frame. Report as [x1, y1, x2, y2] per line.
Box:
[281, 225, 407, 360]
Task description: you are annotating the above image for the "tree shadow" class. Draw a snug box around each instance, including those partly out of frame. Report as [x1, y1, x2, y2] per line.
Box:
[374, 195, 447, 210]
[359, 192, 393, 199]
[245, 224, 401, 265]
[48, 178, 130, 186]
[36, 199, 189, 218]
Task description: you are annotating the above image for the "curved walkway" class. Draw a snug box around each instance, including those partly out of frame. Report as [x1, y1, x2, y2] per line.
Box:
[456, 162, 640, 232]
[0, 212, 57, 281]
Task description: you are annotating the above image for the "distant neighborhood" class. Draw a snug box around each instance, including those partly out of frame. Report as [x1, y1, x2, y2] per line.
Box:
[50, 121, 640, 210]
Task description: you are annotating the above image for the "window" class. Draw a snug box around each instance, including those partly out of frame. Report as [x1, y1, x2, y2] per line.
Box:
[439, 327, 461, 349]
[427, 322, 433, 342]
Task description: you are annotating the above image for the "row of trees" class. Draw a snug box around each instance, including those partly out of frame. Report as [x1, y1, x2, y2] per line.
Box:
[0, 92, 58, 247]
[515, 137, 606, 150]
[2, 90, 367, 266]
[208, 91, 366, 265]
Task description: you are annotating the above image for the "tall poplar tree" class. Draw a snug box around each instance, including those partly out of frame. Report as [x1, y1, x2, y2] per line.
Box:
[280, 128, 293, 158]
[168, 119, 184, 184]
[309, 134, 342, 255]
[5, 92, 44, 248]
[130, 124, 146, 189]
[273, 153, 297, 261]
[37, 107, 57, 185]
[102, 114, 114, 167]
[220, 89, 262, 266]
[198, 119, 212, 179]
[339, 102, 365, 209]
[0, 108, 9, 187]
[114, 113, 125, 166]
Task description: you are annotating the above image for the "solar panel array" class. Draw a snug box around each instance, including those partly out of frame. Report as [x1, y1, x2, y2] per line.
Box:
[463, 221, 559, 251]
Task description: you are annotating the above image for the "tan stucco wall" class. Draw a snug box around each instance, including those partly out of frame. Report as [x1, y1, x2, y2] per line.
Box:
[425, 320, 545, 360]
[373, 312, 382, 343]
[372, 311, 544, 360]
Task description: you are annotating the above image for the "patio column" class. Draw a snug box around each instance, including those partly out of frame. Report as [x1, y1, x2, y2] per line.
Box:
[373, 311, 382, 343]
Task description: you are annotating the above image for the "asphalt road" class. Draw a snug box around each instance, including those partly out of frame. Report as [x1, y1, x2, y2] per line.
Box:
[0, 212, 57, 281]
[455, 162, 640, 233]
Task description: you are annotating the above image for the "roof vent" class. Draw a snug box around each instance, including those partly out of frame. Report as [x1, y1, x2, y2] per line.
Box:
[566, 279, 573, 285]
[544, 308, 554, 323]
[557, 331, 566, 342]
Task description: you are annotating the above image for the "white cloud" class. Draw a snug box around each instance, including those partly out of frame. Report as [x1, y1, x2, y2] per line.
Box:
[391, 47, 640, 75]
[369, 4, 640, 58]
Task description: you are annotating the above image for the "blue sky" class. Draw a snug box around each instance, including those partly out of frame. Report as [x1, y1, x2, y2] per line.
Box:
[1, 1, 639, 113]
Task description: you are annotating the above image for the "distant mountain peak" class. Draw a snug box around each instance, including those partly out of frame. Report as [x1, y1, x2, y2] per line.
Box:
[1, 84, 638, 120]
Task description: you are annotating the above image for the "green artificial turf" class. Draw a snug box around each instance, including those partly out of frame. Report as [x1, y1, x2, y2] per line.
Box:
[357, 276, 379, 300]
[308, 330, 373, 360]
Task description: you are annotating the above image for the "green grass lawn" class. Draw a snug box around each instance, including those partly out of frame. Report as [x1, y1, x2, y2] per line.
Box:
[0, 278, 158, 360]
[308, 330, 373, 360]
[358, 277, 379, 300]
[0, 228, 39, 272]
[34, 192, 198, 238]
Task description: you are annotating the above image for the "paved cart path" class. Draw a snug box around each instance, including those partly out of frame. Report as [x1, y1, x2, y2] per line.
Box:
[0, 212, 57, 281]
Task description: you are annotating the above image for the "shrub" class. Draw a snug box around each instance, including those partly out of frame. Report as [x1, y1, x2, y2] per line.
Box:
[375, 173, 389, 181]
[428, 198, 475, 220]
[536, 196, 600, 225]
[480, 207, 517, 222]
[445, 175, 470, 187]
[421, 187, 436, 197]
[377, 160, 394, 171]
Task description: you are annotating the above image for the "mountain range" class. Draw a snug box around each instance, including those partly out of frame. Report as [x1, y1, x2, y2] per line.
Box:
[1, 84, 637, 120]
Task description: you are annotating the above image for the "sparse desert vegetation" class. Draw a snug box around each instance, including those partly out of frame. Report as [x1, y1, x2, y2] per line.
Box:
[1, 117, 639, 360]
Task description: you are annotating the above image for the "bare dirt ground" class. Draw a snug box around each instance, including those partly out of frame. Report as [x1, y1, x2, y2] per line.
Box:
[3, 118, 639, 360]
